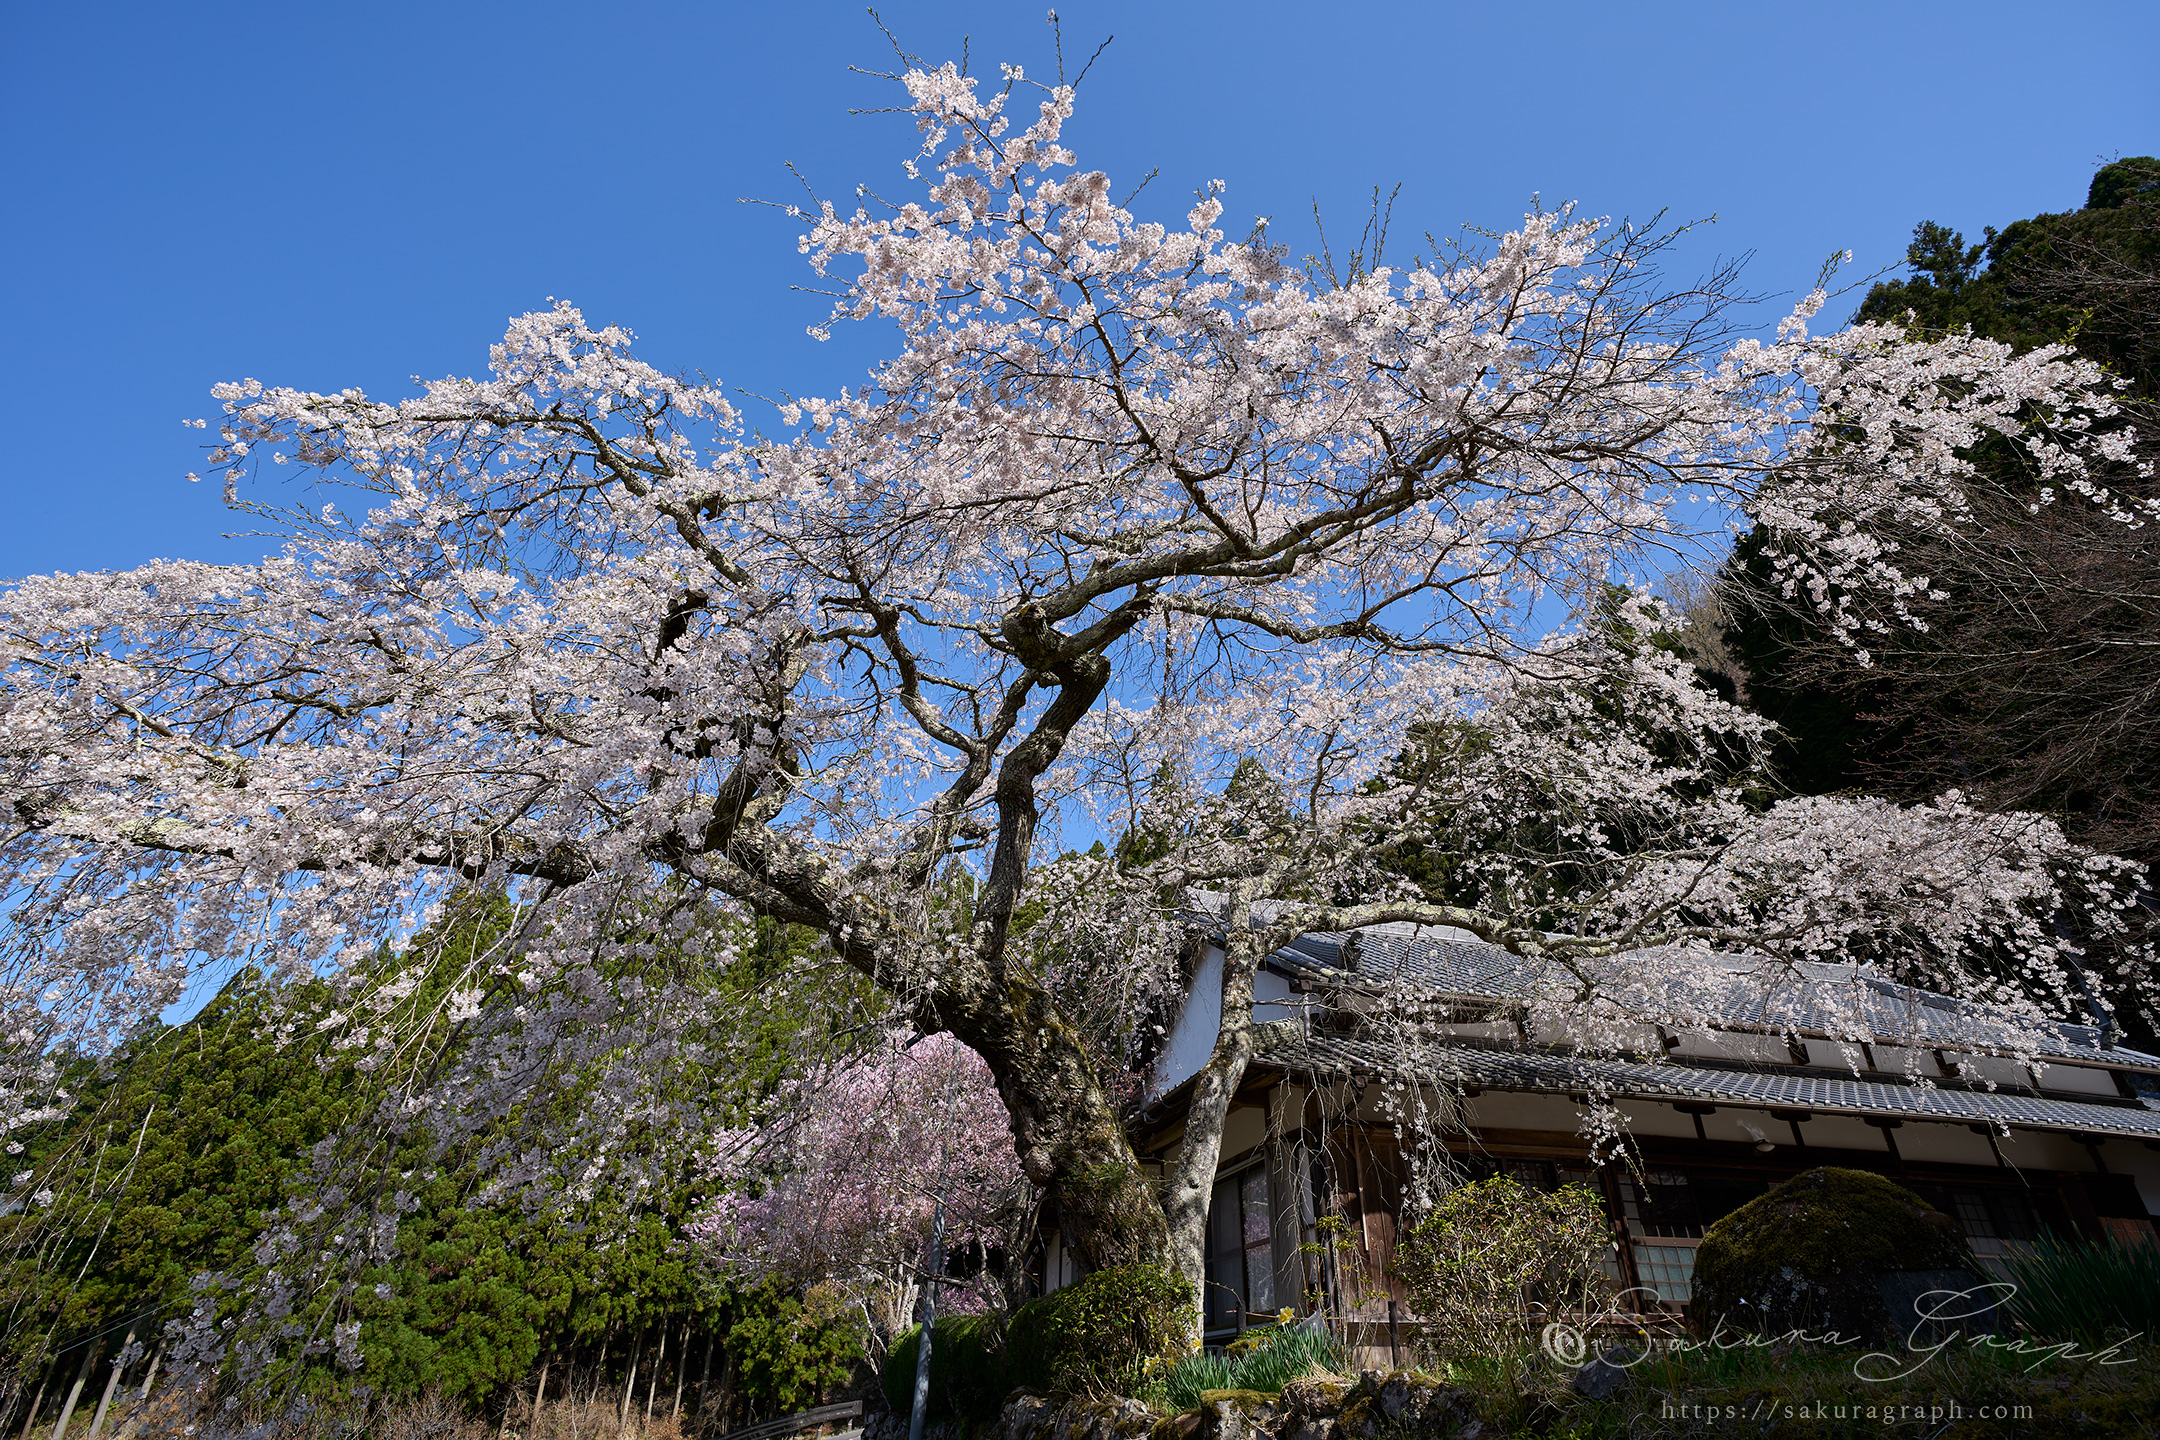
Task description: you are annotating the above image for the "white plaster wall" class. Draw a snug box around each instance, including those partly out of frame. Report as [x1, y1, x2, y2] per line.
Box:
[1669, 1031, 1793, 1066]
[1956, 1055, 2037, 1089]
[1893, 1123, 2001, 1167]
[1254, 967, 1309, 1024]
[1795, 1114, 1897, 1153]
[1994, 1129, 2098, 1172]
[2031, 1062, 2123, 1097]
[1150, 943, 1223, 1098]
[1220, 1104, 1267, 1162]
[1616, 1101, 1700, 1139]
[1464, 1092, 1590, 1135]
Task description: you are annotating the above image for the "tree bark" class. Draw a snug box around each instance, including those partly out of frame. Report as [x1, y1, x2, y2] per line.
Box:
[82, 1324, 133, 1440]
[617, 1329, 642, 1431]
[49, 1344, 97, 1440]
[15, 1358, 51, 1440]
[1161, 910, 1268, 1321]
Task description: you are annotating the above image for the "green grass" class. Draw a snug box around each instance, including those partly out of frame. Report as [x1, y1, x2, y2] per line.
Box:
[1142, 1322, 1345, 1412]
[2002, 1233, 2160, 1345]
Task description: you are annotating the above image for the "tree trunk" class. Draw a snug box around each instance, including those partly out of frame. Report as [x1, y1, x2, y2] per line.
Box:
[617, 1329, 642, 1431]
[134, 1344, 162, 1405]
[520, 1353, 550, 1440]
[1160, 916, 1268, 1323]
[49, 1344, 98, 1440]
[15, 1358, 51, 1440]
[643, 1328, 665, 1423]
[692, 1334, 714, 1419]
[82, 1324, 134, 1440]
[715, 1352, 735, 1436]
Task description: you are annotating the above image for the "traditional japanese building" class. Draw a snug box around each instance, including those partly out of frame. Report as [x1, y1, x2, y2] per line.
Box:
[1038, 919, 2160, 1346]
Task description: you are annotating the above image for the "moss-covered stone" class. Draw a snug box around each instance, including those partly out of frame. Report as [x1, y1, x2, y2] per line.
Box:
[1036, 1395, 1158, 1440]
[1190, 1390, 1279, 1440]
[1691, 1167, 1975, 1344]
[1277, 1377, 1349, 1419]
[1331, 1370, 1470, 1438]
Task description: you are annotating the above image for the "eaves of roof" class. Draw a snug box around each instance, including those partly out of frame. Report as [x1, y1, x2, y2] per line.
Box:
[1257, 930, 2160, 1075]
[1247, 1020, 2160, 1144]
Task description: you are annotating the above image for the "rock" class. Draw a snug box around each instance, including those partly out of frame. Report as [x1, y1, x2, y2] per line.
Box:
[1149, 1411, 1203, 1440]
[1569, 1346, 1638, 1401]
[1334, 1370, 1469, 1438]
[1042, 1396, 1157, 1440]
[1277, 1378, 1349, 1421]
[1192, 1390, 1277, 1440]
[996, 1392, 1059, 1440]
[1279, 1421, 1334, 1440]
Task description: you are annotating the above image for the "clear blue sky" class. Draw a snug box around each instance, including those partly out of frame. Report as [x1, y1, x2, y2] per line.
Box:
[3, 0, 2155, 581]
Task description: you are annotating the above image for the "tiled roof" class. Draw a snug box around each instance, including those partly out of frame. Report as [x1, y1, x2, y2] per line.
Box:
[1251, 1020, 2160, 1142]
[1264, 926, 2159, 1073]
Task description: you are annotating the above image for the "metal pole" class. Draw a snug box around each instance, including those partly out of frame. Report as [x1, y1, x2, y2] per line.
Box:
[907, 1193, 947, 1440]
[907, 1040, 964, 1440]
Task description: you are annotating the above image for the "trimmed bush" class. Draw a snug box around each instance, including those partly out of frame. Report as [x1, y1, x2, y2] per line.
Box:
[1393, 1176, 1615, 1361]
[1007, 1264, 1193, 1397]
[879, 1314, 1009, 1423]
[1691, 1167, 1974, 1343]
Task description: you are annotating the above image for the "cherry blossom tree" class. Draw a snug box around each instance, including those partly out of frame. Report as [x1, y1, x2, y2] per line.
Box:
[688, 1033, 1030, 1355]
[2, 57, 2152, 1320]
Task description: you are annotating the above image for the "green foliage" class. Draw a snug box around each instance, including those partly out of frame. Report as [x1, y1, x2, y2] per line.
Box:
[1392, 1178, 1614, 1361]
[2002, 1233, 2160, 1344]
[0, 892, 872, 1418]
[1691, 1167, 1973, 1343]
[719, 1281, 862, 1417]
[879, 1315, 1009, 1422]
[1006, 1265, 1193, 1397]
[0, 971, 362, 1368]
[1140, 1321, 1342, 1412]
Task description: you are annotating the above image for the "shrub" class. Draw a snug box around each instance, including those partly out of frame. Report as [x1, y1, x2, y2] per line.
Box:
[1143, 1319, 1343, 1412]
[2004, 1232, 2160, 1344]
[1690, 1167, 1973, 1343]
[1393, 1177, 1615, 1361]
[879, 1314, 1010, 1423]
[1006, 1264, 1193, 1397]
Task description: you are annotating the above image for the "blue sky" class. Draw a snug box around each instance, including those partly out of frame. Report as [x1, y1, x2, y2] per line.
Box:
[2, 0, 2155, 582]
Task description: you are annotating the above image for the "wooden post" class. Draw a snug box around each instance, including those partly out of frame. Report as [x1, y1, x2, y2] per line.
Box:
[49, 1344, 99, 1440]
[1386, 1300, 1400, 1369]
[670, 1328, 688, 1420]
[83, 1324, 135, 1440]
[135, 1344, 162, 1404]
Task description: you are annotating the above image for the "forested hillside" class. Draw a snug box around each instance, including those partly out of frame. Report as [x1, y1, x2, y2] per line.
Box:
[0, 902, 879, 1432]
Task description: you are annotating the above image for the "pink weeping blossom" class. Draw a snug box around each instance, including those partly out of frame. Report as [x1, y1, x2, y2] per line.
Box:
[688, 1034, 1032, 1332]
